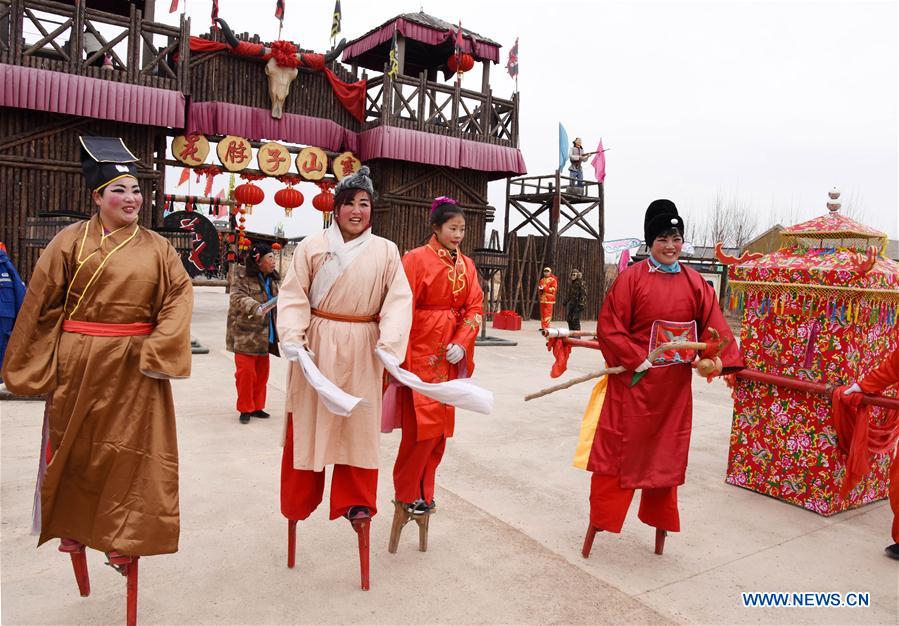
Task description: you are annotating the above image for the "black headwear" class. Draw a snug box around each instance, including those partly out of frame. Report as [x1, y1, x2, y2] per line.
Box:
[79, 136, 139, 192]
[643, 199, 684, 245]
[251, 243, 273, 261]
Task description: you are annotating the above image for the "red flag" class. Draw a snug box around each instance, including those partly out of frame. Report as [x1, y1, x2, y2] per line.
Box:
[211, 0, 219, 25]
[506, 37, 519, 79]
[591, 139, 606, 183]
[169, 0, 179, 13]
[275, 0, 285, 20]
[177, 167, 190, 187]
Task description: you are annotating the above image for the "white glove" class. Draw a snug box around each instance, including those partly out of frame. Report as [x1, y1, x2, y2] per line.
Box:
[843, 382, 862, 395]
[635, 359, 653, 373]
[253, 305, 265, 317]
[445, 344, 465, 365]
[281, 343, 314, 362]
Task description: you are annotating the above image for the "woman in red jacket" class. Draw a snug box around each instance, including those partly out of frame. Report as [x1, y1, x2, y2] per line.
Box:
[386, 196, 483, 552]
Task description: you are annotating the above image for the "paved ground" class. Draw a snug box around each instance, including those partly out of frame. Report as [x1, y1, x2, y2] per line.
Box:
[1, 286, 896, 625]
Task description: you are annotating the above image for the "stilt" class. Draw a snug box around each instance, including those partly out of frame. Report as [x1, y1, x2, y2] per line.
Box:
[387, 500, 412, 554]
[654, 528, 667, 555]
[125, 557, 139, 626]
[287, 520, 297, 569]
[582, 525, 599, 558]
[59, 542, 90, 597]
[416, 512, 430, 552]
[351, 518, 370, 591]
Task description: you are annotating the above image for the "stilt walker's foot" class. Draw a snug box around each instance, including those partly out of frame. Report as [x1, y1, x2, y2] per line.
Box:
[59, 539, 90, 597]
[654, 528, 667, 555]
[582, 525, 599, 558]
[346, 507, 371, 591]
[287, 520, 298, 569]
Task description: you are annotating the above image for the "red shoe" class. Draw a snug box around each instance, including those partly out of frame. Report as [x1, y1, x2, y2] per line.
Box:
[59, 539, 90, 597]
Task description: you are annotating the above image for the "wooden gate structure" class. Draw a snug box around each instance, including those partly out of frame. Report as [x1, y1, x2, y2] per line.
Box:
[503, 171, 605, 321]
[1, 3, 525, 280]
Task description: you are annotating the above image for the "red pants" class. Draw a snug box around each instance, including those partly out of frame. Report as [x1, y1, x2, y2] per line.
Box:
[540, 302, 554, 329]
[393, 389, 446, 503]
[280, 415, 378, 521]
[234, 353, 269, 413]
[589, 473, 680, 533]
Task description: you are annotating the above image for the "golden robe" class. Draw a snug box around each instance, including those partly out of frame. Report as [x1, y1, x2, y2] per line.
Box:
[1, 215, 193, 556]
[277, 230, 412, 471]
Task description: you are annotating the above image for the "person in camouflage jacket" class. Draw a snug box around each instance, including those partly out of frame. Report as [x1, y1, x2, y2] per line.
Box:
[226, 244, 280, 423]
[563, 268, 587, 330]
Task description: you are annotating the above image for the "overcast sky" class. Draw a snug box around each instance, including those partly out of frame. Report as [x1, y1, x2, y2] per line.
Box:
[160, 0, 898, 242]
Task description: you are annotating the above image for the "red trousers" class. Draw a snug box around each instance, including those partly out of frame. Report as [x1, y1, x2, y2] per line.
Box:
[280, 415, 378, 521]
[589, 473, 680, 533]
[393, 388, 446, 503]
[234, 353, 269, 413]
[540, 302, 554, 329]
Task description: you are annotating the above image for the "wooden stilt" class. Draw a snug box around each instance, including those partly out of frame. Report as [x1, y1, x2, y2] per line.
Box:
[582, 525, 598, 558]
[654, 528, 667, 555]
[63, 547, 91, 597]
[416, 512, 430, 552]
[387, 500, 412, 554]
[351, 518, 370, 591]
[287, 520, 297, 569]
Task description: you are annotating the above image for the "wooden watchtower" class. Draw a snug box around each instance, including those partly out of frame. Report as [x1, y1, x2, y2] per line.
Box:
[503, 172, 605, 321]
[341, 11, 524, 255]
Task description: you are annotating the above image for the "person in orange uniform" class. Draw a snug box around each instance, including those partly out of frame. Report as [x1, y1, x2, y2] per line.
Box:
[844, 345, 899, 559]
[538, 267, 558, 329]
[388, 196, 483, 541]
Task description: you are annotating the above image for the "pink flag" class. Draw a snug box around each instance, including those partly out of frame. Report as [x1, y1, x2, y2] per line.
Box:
[169, 0, 179, 13]
[591, 139, 606, 183]
[617, 248, 630, 273]
[177, 167, 190, 187]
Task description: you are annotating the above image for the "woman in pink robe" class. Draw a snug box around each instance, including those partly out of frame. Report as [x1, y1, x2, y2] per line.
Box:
[276, 167, 412, 589]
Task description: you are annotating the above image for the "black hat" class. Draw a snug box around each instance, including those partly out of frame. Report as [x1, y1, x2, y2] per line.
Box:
[643, 199, 684, 245]
[79, 136, 139, 192]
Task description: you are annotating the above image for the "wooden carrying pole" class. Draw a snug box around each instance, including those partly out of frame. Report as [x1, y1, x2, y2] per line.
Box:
[524, 341, 707, 401]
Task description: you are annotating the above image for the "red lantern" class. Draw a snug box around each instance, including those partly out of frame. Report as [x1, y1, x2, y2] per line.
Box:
[272, 242, 282, 251]
[226, 234, 236, 243]
[275, 187, 304, 217]
[312, 189, 334, 213]
[447, 53, 475, 74]
[233, 183, 265, 214]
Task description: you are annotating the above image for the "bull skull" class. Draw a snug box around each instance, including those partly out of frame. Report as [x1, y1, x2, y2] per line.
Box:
[215, 18, 347, 119]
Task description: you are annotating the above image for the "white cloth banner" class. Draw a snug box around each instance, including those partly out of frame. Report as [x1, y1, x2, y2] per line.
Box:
[375, 348, 494, 415]
[288, 345, 362, 416]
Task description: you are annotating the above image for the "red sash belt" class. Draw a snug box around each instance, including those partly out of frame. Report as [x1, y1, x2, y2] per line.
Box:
[311, 308, 379, 323]
[62, 320, 155, 336]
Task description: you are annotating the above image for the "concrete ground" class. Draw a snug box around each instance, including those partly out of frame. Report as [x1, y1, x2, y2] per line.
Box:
[1, 286, 896, 625]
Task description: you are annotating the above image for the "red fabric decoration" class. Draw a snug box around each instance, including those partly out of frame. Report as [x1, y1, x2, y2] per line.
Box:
[194, 164, 221, 197]
[832, 386, 899, 498]
[234, 183, 264, 206]
[322, 68, 366, 122]
[546, 337, 572, 379]
[177, 167, 190, 187]
[447, 53, 475, 73]
[276, 173, 303, 186]
[239, 172, 266, 182]
[272, 242, 282, 250]
[270, 40, 301, 68]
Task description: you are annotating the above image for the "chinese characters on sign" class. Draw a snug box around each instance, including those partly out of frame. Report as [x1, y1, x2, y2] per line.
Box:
[216, 135, 252, 172]
[296, 146, 328, 181]
[257, 142, 291, 176]
[332, 151, 361, 181]
[172, 134, 210, 167]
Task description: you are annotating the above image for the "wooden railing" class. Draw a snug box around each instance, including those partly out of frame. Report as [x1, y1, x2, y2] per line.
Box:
[364, 69, 519, 146]
[0, 0, 190, 92]
[508, 173, 603, 199]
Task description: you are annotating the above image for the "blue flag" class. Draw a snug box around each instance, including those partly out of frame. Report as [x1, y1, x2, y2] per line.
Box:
[558, 123, 569, 171]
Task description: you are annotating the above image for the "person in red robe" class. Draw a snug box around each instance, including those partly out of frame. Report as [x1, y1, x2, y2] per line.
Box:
[387, 196, 483, 546]
[583, 199, 743, 557]
[844, 345, 899, 559]
[538, 267, 558, 329]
